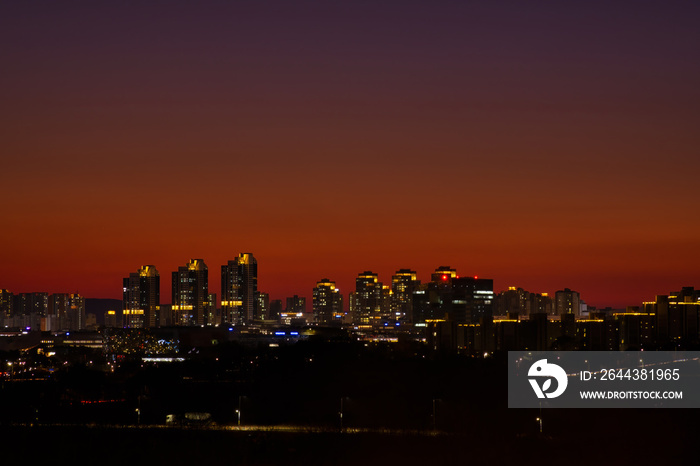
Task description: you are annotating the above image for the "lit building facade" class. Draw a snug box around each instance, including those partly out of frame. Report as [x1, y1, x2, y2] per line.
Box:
[494, 287, 554, 317]
[105, 310, 119, 328]
[312, 278, 343, 324]
[123, 265, 160, 328]
[451, 277, 494, 323]
[172, 259, 210, 326]
[16, 292, 48, 330]
[391, 269, 419, 322]
[350, 271, 382, 326]
[555, 288, 581, 317]
[256, 292, 270, 321]
[282, 295, 306, 324]
[0, 289, 13, 327]
[643, 287, 700, 344]
[412, 267, 493, 324]
[221, 253, 258, 324]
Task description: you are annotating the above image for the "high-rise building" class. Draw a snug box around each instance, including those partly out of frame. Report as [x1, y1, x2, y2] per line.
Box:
[451, 277, 494, 323]
[48, 293, 70, 331]
[431, 266, 457, 283]
[411, 268, 493, 324]
[313, 278, 343, 324]
[172, 259, 209, 326]
[391, 269, 419, 322]
[281, 295, 306, 325]
[0, 289, 13, 327]
[47, 293, 85, 331]
[16, 292, 48, 330]
[555, 288, 581, 317]
[221, 253, 258, 324]
[105, 310, 119, 328]
[285, 295, 306, 314]
[494, 287, 529, 316]
[430, 266, 457, 320]
[207, 293, 218, 326]
[494, 287, 553, 317]
[529, 292, 554, 315]
[68, 294, 85, 331]
[269, 299, 283, 322]
[350, 271, 382, 326]
[643, 286, 700, 344]
[256, 292, 269, 321]
[123, 265, 160, 328]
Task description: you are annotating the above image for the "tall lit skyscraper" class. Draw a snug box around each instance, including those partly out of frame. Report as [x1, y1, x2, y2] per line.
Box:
[48, 293, 70, 331]
[643, 287, 700, 343]
[68, 293, 85, 331]
[411, 268, 493, 324]
[285, 295, 306, 315]
[221, 253, 258, 324]
[350, 271, 382, 326]
[172, 259, 209, 326]
[494, 287, 553, 317]
[256, 292, 269, 321]
[105, 310, 119, 328]
[16, 292, 48, 330]
[530, 292, 554, 315]
[555, 288, 581, 317]
[431, 266, 457, 283]
[122, 265, 160, 328]
[391, 269, 419, 322]
[47, 293, 84, 331]
[0, 289, 13, 327]
[207, 293, 218, 326]
[494, 287, 529, 316]
[313, 278, 343, 324]
[280, 295, 306, 324]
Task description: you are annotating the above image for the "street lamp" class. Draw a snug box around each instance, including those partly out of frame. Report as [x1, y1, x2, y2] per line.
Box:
[432, 399, 441, 431]
[536, 417, 542, 434]
[339, 397, 346, 431]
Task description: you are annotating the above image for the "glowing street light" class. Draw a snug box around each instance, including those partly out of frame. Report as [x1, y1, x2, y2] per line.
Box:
[236, 395, 245, 426]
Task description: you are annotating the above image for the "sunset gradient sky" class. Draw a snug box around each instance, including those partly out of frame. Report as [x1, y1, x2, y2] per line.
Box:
[2, 1, 699, 308]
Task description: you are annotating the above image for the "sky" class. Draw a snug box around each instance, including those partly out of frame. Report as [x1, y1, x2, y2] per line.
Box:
[1, 1, 699, 308]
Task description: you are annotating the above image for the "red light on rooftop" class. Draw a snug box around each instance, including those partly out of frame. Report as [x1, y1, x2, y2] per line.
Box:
[442, 275, 448, 281]
[474, 276, 478, 279]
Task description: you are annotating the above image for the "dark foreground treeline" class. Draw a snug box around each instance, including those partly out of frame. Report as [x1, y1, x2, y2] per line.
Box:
[3, 340, 517, 430]
[0, 423, 697, 466]
[1, 340, 699, 453]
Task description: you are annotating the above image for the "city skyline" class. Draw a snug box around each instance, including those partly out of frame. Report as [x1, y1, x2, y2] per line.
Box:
[2, 1, 699, 310]
[2, 3, 700, 462]
[3, 256, 699, 313]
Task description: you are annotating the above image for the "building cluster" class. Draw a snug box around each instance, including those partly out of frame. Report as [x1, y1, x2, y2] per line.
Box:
[5, 251, 699, 355]
[121, 255, 260, 328]
[429, 287, 700, 354]
[0, 289, 87, 331]
[118, 258, 502, 329]
[117, 256, 587, 331]
[347, 267, 495, 327]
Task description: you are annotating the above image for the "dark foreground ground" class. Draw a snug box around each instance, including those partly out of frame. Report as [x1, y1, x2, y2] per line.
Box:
[0, 420, 697, 466]
[2, 343, 699, 464]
